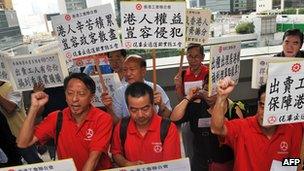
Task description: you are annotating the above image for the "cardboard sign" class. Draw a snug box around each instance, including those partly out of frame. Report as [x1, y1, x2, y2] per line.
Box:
[263, 60, 304, 126]
[105, 158, 190, 171]
[52, 4, 122, 59]
[0, 52, 10, 82]
[6, 52, 68, 91]
[251, 56, 302, 89]
[0, 158, 77, 171]
[186, 9, 211, 44]
[91, 73, 122, 107]
[120, 1, 186, 49]
[209, 42, 241, 96]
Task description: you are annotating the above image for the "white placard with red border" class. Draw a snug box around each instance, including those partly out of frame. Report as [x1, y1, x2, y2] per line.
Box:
[6, 52, 68, 91]
[105, 158, 190, 171]
[0, 158, 77, 171]
[120, 1, 186, 49]
[186, 9, 211, 44]
[263, 60, 304, 126]
[209, 42, 241, 96]
[251, 56, 302, 89]
[52, 4, 122, 59]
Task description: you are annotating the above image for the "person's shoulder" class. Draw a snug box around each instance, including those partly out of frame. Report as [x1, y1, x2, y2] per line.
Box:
[91, 107, 113, 122]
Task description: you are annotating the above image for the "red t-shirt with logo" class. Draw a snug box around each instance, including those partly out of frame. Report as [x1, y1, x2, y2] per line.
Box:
[222, 115, 302, 171]
[35, 107, 113, 170]
[111, 114, 181, 164]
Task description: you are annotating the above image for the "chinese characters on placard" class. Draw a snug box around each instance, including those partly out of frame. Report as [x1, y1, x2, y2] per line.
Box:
[264, 60, 304, 126]
[52, 4, 122, 59]
[10, 53, 65, 91]
[121, 1, 186, 49]
[209, 42, 241, 96]
[186, 9, 211, 44]
[91, 74, 122, 107]
[0, 52, 9, 82]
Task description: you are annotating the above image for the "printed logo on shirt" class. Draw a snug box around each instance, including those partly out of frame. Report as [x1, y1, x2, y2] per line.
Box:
[152, 142, 162, 153]
[278, 141, 289, 154]
[84, 128, 94, 141]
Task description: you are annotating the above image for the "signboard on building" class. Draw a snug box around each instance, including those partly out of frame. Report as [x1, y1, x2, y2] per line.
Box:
[186, 9, 211, 44]
[52, 4, 122, 59]
[6, 52, 68, 91]
[263, 60, 304, 126]
[256, 0, 272, 13]
[209, 42, 241, 96]
[120, 1, 186, 49]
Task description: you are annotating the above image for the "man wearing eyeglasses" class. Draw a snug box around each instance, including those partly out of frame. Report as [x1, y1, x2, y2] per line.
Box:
[211, 77, 302, 171]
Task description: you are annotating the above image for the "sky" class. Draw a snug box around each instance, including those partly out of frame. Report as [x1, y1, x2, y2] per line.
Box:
[12, 0, 114, 35]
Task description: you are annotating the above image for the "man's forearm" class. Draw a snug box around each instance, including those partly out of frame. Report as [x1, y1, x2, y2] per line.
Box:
[113, 154, 131, 167]
[82, 151, 101, 171]
[17, 105, 39, 148]
[211, 96, 227, 136]
[170, 98, 189, 121]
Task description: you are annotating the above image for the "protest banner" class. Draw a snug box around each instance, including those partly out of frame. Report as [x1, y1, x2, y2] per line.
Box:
[0, 158, 77, 171]
[6, 52, 68, 91]
[52, 4, 122, 59]
[0, 52, 10, 82]
[120, 1, 186, 49]
[105, 158, 190, 171]
[263, 60, 304, 126]
[251, 56, 302, 89]
[91, 73, 122, 107]
[186, 9, 211, 44]
[209, 42, 241, 96]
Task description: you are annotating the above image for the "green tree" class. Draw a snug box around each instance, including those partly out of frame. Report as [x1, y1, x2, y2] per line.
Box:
[235, 22, 255, 34]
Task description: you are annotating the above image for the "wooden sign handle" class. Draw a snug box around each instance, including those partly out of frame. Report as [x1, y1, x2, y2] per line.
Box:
[94, 55, 107, 93]
[151, 49, 157, 91]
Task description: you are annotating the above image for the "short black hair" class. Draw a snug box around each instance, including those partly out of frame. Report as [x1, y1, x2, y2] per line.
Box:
[258, 84, 266, 101]
[125, 82, 153, 106]
[187, 43, 205, 57]
[107, 49, 127, 58]
[283, 29, 304, 47]
[64, 73, 96, 94]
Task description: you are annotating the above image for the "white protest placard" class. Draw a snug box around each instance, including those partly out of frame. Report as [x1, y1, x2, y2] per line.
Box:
[120, 1, 186, 49]
[251, 56, 303, 89]
[52, 4, 122, 59]
[0, 52, 10, 82]
[209, 42, 241, 96]
[263, 60, 304, 126]
[105, 158, 190, 171]
[91, 73, 122, 107]
[0, 158, 77, 171]
[7, 52, 69, 91]
[186, 9, 211, 44]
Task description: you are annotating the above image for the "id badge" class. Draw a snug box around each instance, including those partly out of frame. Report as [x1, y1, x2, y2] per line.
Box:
[198, 118, 211, 128]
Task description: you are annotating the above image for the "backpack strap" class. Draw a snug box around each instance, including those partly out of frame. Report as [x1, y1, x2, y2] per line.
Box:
[54, 111, 63, 161]
[160, 118, 171, 144]
[120, 117, 130, 155]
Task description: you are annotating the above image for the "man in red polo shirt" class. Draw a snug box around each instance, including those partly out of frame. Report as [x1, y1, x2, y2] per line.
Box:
[18, 73, 113, 171]
[211, 77, 302, 171]
[111, 82, 181, 166]
[174, 43, 209, 100]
